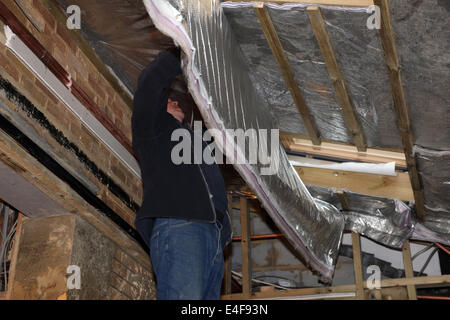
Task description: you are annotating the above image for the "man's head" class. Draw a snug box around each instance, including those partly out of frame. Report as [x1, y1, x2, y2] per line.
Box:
[167, 98, 185, 123]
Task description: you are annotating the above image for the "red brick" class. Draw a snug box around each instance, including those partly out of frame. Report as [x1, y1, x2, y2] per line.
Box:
[33, 0, 56, 31]
[34, 78, 59, 105]
[56, 22, 77, 53]
[0, 51, 20, 82]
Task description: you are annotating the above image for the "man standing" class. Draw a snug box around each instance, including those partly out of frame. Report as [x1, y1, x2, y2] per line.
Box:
[131, 48, 232, 300]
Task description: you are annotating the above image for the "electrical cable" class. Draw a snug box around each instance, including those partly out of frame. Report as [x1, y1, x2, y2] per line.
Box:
[418, 247, 438, 276]
[412, 243, 434, 261]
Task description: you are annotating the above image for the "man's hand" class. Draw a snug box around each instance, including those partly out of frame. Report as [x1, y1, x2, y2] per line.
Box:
[166, 46, 181, 62]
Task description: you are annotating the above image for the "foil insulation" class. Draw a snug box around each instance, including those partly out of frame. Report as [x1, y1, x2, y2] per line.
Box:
[51, 0, 449, 278]
[308, 186, 415, 248]
[222, 2, 402, 148]
[144, 0, 345, 282]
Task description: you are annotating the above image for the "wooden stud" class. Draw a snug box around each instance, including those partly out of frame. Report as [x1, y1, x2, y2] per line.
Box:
[223, 194, 234, 295]
[229, 0, 374, 7]
[402, 240, 417, 300]
[254, 4, 321, 145]
[351, 232, 365, 300]
[240, 197, 252, 296]
[337, 190, 350, 211]
[374, 0, 425, 221]
[307, 6, 367, 152]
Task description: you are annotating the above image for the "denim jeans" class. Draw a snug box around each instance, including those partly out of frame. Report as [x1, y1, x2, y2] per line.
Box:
[150, 217, 225, 300]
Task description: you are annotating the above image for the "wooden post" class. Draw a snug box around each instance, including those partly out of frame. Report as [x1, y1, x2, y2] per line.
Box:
[240, 197, 252, 296]
[223, 194, 233, 295]
[402, 240, 417, 300]
[351, 232, 365, 300]
[374, 0, 425, 221]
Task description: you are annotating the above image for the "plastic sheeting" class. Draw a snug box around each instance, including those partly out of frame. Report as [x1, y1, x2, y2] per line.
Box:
[144, 0, 345, 282]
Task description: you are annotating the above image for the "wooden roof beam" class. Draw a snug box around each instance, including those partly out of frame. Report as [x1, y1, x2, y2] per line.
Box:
[254, 4, 321, 145]
[374, 0, 425, 221]
[307, 6, 367, 152]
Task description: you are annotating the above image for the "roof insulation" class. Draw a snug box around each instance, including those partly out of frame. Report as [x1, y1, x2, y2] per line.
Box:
[54, 0, 450, 281]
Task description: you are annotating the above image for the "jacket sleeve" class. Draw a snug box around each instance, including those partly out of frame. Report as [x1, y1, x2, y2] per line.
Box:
[132, 51, 182, 144]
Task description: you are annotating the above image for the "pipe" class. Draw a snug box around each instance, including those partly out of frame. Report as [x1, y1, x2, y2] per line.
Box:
[232, 233, 285, 242]
[434, 242, 450, 256]
[417, 295, 450, 301]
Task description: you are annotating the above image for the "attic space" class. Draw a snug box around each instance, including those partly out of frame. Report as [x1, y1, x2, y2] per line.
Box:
[0, 0, 449, 302]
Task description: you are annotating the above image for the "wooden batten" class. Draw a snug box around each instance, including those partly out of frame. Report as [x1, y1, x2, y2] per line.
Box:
[374, 0, 425, 221]
[307, 6, 367, 152]
[254, 4, 321, 145]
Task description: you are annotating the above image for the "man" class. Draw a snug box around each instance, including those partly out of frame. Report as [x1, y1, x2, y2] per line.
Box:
[131, 47, 232, 300]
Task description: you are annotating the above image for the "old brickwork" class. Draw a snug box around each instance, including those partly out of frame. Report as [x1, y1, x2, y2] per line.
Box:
[0, 0, 143, 227]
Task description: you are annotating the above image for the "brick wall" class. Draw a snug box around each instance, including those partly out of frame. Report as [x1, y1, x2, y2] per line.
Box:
[0, 0, 143, 227]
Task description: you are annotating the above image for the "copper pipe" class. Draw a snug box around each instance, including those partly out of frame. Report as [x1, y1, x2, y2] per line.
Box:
[417, 295, 450, 301]
[232, 233, 285, 241]
[434, 242, 450, 256]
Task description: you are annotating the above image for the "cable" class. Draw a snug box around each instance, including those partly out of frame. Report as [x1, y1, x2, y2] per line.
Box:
[231, 271, 289, 290]
[418, 247, 438, 276]
[412, 243, 434, 261]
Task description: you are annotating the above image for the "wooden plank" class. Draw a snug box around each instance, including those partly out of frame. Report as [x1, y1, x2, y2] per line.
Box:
[229, 0, 373, 7]
[254, 4, 321, 145]
[293, 166, 414, 201]
[240, 197, 252, 296]
[5, 212, 23, 299]
[373, 0, 425, 221]
[281, 131, 406, 168]
[223, 194, 234, 295]
[351, 232, 365, 300]
[402, 240, 417, 300]
[337, 190, 350, 210]
[307, 6, 367, 152]
[222, 274, 450, 300]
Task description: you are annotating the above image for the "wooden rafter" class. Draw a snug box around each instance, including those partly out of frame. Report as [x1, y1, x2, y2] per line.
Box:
[254, 4, 321, 145]
[229, 0, 374, 7]
[307, 6, 367, 152]
[374, 0, 425, 221]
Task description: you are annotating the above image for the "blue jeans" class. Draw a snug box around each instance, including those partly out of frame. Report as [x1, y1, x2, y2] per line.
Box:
[150, 218, 225, 300]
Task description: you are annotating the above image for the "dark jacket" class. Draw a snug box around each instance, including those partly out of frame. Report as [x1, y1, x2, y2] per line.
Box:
[131, 51, 228, 244]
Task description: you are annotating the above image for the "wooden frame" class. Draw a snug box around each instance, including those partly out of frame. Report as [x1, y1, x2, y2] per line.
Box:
[307, 6, 367, 151]
[254, 4, 321, 145]
[223, 194, 448, 300]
